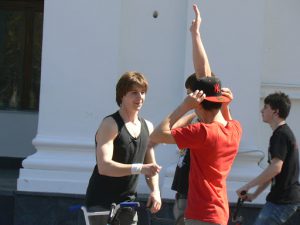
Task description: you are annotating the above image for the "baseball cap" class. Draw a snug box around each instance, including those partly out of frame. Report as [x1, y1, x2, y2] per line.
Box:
[191, 76, 231, 103]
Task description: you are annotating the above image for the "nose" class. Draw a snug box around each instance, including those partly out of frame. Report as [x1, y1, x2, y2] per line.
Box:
[137, 92, 143, 98]
[136, 92, 144, 101]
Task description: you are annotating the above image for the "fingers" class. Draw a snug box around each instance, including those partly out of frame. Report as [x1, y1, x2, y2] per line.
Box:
[221, 87, 233, 100]
[191, 90, 206, 102]
[151, 200, 161, 213]
[236, 188, 248, 200]
[190, 4, 201, 33]
[149, 200, 160, 213]
[221, 87, 232, 94]
[193, 4, 200, 20]
[142, 164, 162, 177]
[147, 194, 162, 213]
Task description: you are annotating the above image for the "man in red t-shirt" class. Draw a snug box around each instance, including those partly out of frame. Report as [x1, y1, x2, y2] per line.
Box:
[150, 76, 242, 225]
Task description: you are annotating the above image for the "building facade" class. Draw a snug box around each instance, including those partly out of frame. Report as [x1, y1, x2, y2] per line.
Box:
[1, 1, 300, 221]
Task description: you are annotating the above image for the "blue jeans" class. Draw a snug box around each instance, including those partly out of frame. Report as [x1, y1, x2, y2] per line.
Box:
[254, 201, 299, 225]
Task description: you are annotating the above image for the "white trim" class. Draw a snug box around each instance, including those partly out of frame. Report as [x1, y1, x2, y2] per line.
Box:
[261, 83, 300, 100]
[32, 134, 94, 151]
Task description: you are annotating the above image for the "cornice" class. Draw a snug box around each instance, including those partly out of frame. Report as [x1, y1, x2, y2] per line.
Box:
[261, 83, 300, 100]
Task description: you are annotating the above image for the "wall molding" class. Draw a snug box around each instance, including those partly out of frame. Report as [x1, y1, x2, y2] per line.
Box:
[32, 134, 94, 152]
[261, 82, 300, 100]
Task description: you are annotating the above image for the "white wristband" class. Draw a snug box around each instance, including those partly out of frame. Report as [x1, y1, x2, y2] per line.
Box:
[131, 163, 143, 174]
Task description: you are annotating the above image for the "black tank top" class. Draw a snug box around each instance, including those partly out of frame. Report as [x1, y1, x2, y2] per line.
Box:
[85, 111, 149, 208]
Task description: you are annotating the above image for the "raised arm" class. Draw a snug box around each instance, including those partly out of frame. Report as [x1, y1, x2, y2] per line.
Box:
[143, 120, 161, 213]
[150, 90, 206, 144]
[190, 4, 211, 79]
[172, 112, 197, 129]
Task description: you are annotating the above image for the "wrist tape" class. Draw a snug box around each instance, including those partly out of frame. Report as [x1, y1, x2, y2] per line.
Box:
[131, 163, 143, 174]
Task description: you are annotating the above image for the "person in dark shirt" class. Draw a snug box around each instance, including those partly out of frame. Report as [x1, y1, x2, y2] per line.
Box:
[85, 71, 162, 225]
[237, 92, 300, 225]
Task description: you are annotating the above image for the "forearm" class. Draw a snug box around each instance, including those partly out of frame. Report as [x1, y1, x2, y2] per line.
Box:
[97, 160, 133, 177]
[164, 104, 192, 131]
[192, 32, 211, 78]
[151, 103, 191, 144]
[146, 173, 161, 213]
[144, 148, 160, 193]
[244, 165, 278, 190]
[172, 113, 197, 129]
[146, 174, 160, 192]
[253, 181, 270, 197]
[221, 104, 232, 121]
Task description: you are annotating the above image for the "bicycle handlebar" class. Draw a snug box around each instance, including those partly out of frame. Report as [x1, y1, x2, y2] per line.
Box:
[232, 191, 247, 224]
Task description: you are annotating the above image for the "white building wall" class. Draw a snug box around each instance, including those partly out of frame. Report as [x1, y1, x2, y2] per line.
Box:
[18, 0, 300, 205]
[259, 0, 300, 154]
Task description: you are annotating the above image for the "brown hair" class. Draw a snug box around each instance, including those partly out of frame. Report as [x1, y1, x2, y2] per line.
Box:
[116, 71, 148, 106]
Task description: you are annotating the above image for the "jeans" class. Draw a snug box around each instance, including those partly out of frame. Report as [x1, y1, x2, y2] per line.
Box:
[254, 201, 299, 225]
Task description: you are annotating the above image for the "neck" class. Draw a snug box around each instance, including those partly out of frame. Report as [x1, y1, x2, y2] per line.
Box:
[201, 110, 227, 125]
[271, 119, 286, 131]
[119, 107, 139, 123]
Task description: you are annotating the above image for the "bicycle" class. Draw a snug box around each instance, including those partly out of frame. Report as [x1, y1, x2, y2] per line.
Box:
[80, 201, 140, 225]
[78, 201, 177, 225]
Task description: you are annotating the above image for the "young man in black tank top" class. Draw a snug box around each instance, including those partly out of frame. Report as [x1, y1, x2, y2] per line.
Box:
[85, 72, 162, 225]
[237, 92, 300, 225]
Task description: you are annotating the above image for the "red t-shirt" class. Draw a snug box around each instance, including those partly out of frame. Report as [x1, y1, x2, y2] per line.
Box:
[171, 120, 242, 225]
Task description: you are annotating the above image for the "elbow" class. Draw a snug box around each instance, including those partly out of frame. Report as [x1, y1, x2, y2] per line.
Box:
[272, 165, 282, 176]
[97, 161, 110, 176]
[150, 133, 166, 145]
[97, 164, 106, 175]
[149, 132, 160, 144]
[274, 167, 282, 175]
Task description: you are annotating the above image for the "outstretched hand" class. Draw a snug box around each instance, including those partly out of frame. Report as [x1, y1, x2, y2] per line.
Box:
[141, 163, 161, 177]
[190, 4, 201, 34]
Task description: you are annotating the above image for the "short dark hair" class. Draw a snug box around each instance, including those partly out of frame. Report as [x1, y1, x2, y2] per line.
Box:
[185, 72, 216, 90]
[185, 73, 197, 90]
[116, 71, 148, 106]
[201, 100, 222, 110]
[264, 92, 291, 119]
[185, 73, 222, 110]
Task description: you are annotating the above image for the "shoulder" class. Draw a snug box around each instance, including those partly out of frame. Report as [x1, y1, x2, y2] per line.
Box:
[96, 116, 118, 138]
[102, 115, 117, 126]
[143, 119, 154, 134]
[228, 120, 243, 132]
[273, 125, 294, 142]
[173, 122, 204, 134]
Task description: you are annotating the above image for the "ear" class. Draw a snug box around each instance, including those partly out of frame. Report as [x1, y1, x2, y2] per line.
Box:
[273, 109, 280, 117]
[195, 105, 203, 115]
